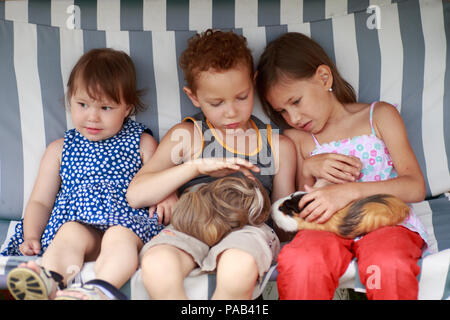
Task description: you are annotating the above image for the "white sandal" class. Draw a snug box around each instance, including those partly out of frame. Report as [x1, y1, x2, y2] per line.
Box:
[7, 265, 63, 300]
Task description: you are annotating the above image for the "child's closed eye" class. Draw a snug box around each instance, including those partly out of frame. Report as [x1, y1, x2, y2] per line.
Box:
[210, 100, 224, 107]
[292, 98, 301, 105]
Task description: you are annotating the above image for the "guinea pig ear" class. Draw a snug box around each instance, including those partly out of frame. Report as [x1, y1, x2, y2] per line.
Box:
[248, 187, 264, 224]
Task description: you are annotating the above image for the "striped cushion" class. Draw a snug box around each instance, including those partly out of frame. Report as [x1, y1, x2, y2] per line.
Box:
[0, 0, 449, 221]
[1, 194, 449, 299]
[0, 0, 449, 300]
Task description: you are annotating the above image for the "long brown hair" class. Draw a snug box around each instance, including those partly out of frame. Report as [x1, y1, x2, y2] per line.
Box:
[256, 32, 356, 128]
[171, 176, 271, 246]
[67, 48, 145, 117]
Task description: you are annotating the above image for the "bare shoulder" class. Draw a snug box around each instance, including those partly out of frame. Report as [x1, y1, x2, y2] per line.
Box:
[283, 128, 316, 158]
[148, 121, 201, 166]
[139, 132, 158, 164]
[373, 101, 402, 126]
[164, 121, 196, 141]
[46, 138, 64, 163]
[283, 128, 310, 144]
[347, 101, 398, 117]
[372, 101, 401, 117]
[47, 137, 64, 151]
[270, 132, 296, 164]
[345, 102, 369, 113]
[371, 101, 404, 133]
[275, 132, 296, 149]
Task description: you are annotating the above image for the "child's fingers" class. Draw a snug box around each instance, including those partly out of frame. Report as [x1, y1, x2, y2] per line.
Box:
[225, 158, 260, 172]
[299, 196, 320, 219]
[238, 167, 256, 180]
[19, 243, 33, 256]
[148, 205, 156, 216]
[156, 205, 164, 224]
[31, 241, 41, 255]
[304, 204, 326, 222]
[329, 159, 360, 177]
[316, 209, 334, 224]
[162, 204, 171, 225]
[327, 169, 356, 183]
[332, 153, 362, 167]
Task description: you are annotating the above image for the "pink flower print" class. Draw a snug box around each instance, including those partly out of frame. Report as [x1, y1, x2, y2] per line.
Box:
[342, 138, 349, 144]
[359, 172, 364, 180]
[384, 147, 390, 155]
[370, 149, 377, 157]
[369, 158, 376, 165]
[374, 175, 381, 181]
[388, 160, 393, 166]
[331, 150, 338, 153]
[349, 149, 356, 156]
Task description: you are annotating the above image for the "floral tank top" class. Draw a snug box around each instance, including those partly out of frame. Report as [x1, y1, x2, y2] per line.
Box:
[310, 102, 431, 255]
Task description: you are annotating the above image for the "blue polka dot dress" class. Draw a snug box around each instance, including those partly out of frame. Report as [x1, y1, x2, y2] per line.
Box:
[1, 119, 163, 256]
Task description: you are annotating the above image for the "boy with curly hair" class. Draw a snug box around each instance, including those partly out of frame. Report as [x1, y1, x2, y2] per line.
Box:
[127, 29, 296, 299]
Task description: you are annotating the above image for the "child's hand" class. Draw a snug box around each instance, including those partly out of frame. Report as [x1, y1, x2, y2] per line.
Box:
[192, 157, 260, 180]
[303, 153, 362, 184]
[298, 183, 356, 224]
[149, 192, 179, 225]
[19, 239, 41, 256]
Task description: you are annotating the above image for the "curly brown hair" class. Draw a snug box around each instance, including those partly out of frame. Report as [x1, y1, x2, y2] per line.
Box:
[179, 29, 254, 94]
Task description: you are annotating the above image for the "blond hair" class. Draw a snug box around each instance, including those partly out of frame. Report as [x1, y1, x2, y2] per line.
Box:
[171, 176, 271, 246]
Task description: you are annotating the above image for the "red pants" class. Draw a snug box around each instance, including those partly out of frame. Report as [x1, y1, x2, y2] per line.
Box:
[277, 226, 424, 300]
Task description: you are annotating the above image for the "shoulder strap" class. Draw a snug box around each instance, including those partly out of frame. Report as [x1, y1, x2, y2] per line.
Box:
[369, 102, 377, 136]
[311, 133, 320, 148]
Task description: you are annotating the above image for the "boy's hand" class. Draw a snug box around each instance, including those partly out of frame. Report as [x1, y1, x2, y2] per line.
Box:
[149, 192, 179, 225]
[19, 239, 41, 256]
[193, 157, 260, 180]
[303, 153, 362, 184]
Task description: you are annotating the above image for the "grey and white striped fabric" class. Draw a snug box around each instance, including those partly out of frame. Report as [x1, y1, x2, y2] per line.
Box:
[0, 0, 449, 299]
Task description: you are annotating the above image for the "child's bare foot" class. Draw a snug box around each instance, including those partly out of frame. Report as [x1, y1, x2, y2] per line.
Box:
[17, 260, 41, 273]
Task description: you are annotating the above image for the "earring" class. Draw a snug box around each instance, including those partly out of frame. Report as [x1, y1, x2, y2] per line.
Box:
[328, 87, 333, 92]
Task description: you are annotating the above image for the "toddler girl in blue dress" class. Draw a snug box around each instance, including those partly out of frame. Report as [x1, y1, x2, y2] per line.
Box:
[3, 48, 165, 300]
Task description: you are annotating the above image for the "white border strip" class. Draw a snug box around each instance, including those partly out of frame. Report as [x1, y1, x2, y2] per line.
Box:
[378, 3, 404, 109]
[59, 27, 84, 130]
[332, 13, 359, 97]
[152, 31, 182, 139]
[143, 0, 166, 31]
[189, 0, 212, 32]
[13, 21, 46, 217]
[97, 0, 121, 31]
[420, 0, 450, 196]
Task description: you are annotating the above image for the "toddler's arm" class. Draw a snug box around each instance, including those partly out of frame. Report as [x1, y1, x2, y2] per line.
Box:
[21, 139, 63, 255]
